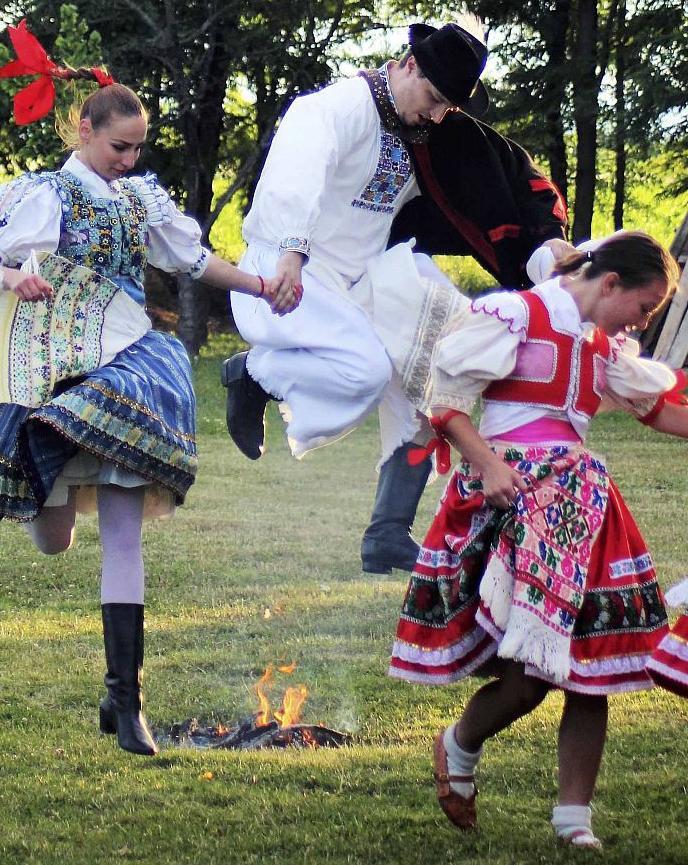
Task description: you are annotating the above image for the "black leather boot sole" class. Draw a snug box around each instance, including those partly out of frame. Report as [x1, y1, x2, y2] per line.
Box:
[221, 351, 272, 460]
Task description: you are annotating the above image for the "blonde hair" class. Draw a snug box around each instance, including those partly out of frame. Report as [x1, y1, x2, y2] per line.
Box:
[56, 79, 147, 150]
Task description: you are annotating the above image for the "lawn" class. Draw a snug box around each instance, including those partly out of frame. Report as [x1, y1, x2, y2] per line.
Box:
[0, 334, 686, 865]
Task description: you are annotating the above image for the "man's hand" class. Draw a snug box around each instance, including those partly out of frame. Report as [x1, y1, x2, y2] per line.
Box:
[542, 238, 575, 265]
[266, 250, 305, 316]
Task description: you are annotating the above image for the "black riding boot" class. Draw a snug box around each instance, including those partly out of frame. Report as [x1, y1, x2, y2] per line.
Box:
[99, 603, 158, 756]
[360, 442, 432, 574]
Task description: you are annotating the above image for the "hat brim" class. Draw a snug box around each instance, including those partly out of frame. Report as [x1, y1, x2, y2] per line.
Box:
[460, 80, 489, 117]
[408, 22, 489, 117]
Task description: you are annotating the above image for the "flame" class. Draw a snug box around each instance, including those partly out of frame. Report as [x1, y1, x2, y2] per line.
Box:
[255, 664, 275, 726]
[254, 662, 308, 727]
[275, 685, 308, 727]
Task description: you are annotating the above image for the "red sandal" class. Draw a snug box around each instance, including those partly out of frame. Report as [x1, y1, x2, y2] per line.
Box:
[432, 732, 478, 830]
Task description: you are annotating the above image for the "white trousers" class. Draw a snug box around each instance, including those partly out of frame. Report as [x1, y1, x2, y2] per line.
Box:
[232, 244, 393, 457]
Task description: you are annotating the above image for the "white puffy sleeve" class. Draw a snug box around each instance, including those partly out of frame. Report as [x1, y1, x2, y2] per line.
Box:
[604, 334, 678, 420]
[126, 175, 210, 279]
[431, 291, 528, 414]
[244, 84, 366, 257]
[0, 175, 62, 266]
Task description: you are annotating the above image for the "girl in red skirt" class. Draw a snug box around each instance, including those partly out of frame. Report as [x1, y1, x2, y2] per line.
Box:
[647, 579, 688, 697]
[389, 231, 687, 847]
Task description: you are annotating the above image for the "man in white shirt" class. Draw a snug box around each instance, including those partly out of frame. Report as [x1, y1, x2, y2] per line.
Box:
[223, 19, 569, 574]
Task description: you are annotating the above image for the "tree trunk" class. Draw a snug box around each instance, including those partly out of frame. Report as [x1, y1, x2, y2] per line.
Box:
[176, 274, 210, 357]
[175, 26, 234, 355]
[542, 0, 572, 204]
[613, 0, 627, 230]
[571, 0, 599, 242]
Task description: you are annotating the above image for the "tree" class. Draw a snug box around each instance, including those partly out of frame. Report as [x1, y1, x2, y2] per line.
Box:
[1, 0, 383, 351]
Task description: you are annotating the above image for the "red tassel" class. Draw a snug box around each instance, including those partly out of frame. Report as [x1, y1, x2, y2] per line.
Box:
[91, 67, 115, 88]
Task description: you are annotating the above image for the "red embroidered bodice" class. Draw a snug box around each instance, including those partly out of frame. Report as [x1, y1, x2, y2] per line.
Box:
[483, 290, 610, 419]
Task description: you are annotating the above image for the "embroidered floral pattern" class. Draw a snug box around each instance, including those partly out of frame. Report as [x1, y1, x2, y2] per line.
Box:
[279, 236, 310, 257]
[574, 582, 666, 638]
[351, 126, 413, 214]
[56, 171, 148, 283]
[1, 254, 125, 407]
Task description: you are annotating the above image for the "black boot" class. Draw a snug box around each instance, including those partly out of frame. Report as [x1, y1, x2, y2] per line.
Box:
[221, 351, 273, 460]
[360, 442, 432, 574]
[99, 603, 158, 756]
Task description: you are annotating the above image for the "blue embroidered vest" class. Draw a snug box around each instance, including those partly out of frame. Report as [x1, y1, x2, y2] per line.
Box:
[53, 171, 148, 284]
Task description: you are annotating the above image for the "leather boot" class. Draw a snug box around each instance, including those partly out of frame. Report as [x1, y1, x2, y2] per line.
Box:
[221, 351, 273, 460]
[99, 603, 158, 756]
[360, 442, 432, 574]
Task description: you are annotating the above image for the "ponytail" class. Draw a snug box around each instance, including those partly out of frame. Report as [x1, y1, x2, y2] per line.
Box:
[552, 231, 679, 293]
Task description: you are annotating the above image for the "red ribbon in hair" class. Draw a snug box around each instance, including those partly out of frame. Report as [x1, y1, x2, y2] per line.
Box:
[407, 410, 464, 475]
[0, 19, 114, 125]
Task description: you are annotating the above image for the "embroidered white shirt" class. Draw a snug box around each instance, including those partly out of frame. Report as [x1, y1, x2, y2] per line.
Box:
[0, 153, 209, 277]
[242, 75, 419, 290]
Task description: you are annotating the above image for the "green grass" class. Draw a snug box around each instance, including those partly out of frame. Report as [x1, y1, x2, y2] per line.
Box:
[1, 336, 687, 864]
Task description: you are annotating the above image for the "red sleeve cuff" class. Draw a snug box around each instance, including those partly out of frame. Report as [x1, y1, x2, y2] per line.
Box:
[639, 394, 667, 426]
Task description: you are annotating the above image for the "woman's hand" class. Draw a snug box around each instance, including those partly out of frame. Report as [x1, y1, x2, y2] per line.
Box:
[261, 272, 302, 315]
[480, 460, 529, 510]
[3, 268, 53, 302]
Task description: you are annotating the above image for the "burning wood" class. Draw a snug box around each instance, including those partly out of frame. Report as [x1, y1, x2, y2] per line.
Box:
[160, 663, 350, 750]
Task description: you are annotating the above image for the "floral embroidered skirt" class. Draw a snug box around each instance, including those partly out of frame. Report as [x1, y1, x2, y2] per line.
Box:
[646, 614, 688, 698]
[389, 444, 669, 695]
[0, 330, 197, 521]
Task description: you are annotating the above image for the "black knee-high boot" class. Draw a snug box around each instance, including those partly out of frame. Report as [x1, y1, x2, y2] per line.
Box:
[360, 442, 432, 574]
[99, 603, 158, 756]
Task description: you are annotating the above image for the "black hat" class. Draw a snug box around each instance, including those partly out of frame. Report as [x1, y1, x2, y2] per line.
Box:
[409, 22, 489, 117]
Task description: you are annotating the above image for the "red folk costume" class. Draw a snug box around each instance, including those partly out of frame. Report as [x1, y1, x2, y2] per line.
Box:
[647, 613, 688, 698]
[389, 278, 677, 694]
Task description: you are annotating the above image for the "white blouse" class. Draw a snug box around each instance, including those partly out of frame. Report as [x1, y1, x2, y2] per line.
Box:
[0, 153, 209, 278]
[431, 278, 676, 441]
[242, 74, 419, 289]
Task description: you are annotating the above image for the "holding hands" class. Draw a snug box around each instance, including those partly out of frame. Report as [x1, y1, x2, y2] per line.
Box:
[267, 250, 305, 315]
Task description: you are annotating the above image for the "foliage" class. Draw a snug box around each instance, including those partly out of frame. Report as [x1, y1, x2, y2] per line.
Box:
[0, 5, 105, 174]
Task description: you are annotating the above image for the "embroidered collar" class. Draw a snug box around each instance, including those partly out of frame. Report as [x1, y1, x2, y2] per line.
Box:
[358, 65, 430, 144]
[533, 278, 597, 338]
[64, 153, 123, 199]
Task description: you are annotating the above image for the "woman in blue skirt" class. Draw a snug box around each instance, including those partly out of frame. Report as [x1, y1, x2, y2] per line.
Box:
[0, 27, 300, 755]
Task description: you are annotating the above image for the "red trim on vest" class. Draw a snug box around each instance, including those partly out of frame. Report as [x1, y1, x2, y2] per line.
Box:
[483, 291, 610, 419]
[488, 224, 521, 242]
[529, 177, 568, 223]
[412, 143, 499, 273]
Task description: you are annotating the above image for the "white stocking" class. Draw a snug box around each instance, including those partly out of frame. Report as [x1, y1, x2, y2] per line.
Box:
[97, 485, 146, 605]
[443, 723, 482, 798]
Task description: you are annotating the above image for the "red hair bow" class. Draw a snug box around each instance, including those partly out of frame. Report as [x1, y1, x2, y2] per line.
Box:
[0, 20, 59, 124]
[0, 19, 114, 125]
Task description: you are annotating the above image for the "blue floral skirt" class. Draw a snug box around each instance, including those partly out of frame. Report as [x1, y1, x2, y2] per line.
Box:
[0, 331, 197, 521]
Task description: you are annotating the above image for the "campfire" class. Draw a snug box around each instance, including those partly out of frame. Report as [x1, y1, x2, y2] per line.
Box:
[162, 663, 350, 750]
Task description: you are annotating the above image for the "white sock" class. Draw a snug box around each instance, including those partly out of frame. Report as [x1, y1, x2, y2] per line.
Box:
[98, 485, 146, 604]
[551, 804, 601, 848]
[443, 724, 482, 798]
